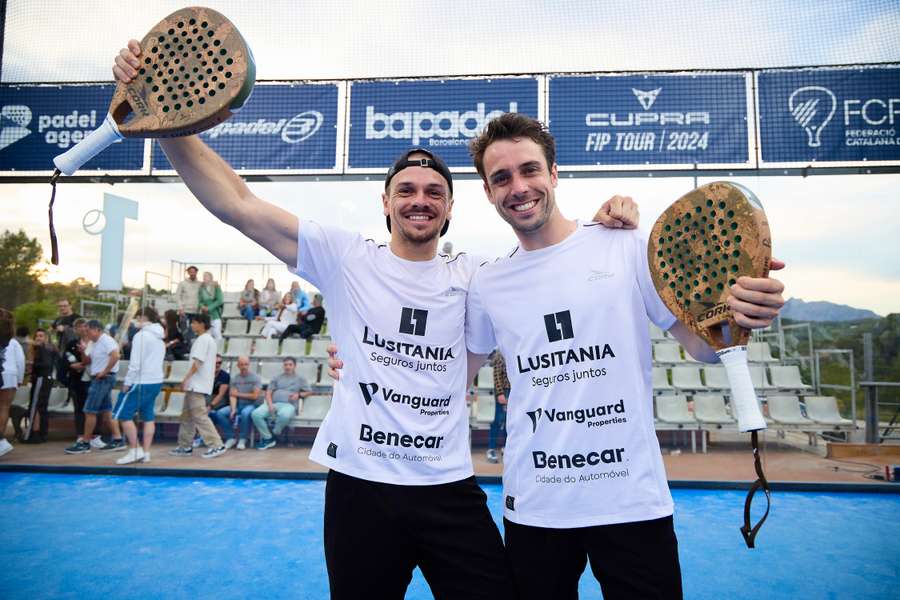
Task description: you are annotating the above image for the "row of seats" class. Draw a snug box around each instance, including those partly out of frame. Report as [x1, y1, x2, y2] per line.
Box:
[218, 336, 331, 359]
[113, 359, 333, 389]
[653, 341, 778, 363]
[652, 394, 854, 430]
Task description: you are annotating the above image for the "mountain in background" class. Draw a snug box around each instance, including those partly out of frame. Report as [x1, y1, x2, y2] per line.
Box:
[782, 298, 880, 322]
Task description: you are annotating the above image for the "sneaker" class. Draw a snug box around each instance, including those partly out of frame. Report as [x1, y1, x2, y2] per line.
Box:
[237, 439, 247, 451]
[255, 437, 276, 450]
[202, 445, 227, 459]
[486, 449, 499, 463]
[65, 440, 91, 455]
[116, 447, 145, 465]
[168, 446, 193, 456]
[0, 438, 13, 458]
[192, 437, 205, 448]
[100, 438, 127, 452]
[89, 436, 106, 449]
[140, 451, 151, 463]
[224, 438, 237, 450]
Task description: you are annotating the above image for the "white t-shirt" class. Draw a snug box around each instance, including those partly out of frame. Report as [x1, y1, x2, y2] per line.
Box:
[186, 332, 217, 394]
[1, 338, 26, 389]
[89, 333, 119, 377]
[294, 220, 480, 486]
[466, 222, 677, 528]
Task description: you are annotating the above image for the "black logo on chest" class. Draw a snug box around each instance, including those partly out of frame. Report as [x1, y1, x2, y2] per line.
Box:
[543, 310, 574, 342]
[399, 307, 428, 336]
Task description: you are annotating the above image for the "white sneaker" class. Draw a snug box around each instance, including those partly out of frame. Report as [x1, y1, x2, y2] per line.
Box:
[89, 436, 105, 449]
[236, 439, 247, 451]
[224, 438, 237, 450]
[116, 447, 145, 465]
[140, 451, 151, 463]
[0, 438, 13, 458]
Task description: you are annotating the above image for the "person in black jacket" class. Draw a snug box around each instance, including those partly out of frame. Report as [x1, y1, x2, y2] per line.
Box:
[279, 294, 326, 341]
[25, 328, 57, 442]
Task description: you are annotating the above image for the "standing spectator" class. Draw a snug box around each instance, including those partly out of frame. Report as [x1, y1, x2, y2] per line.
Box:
[289, 282, 311, 315]
[175, 266, 201, 340]
[251, 357, 311, 449]
[65, 320, 125, 454]
[199, 271, 225, 340]
[441, 240, 455, 259]
[52, 299, 81, 351]
[0, 309, 26, 458]
[258, 278, 279, 317]
[194, 355, 230, 448]
[163, 310, 189, 360]
[238, 279, 259, 321]
[210, 355, 260, 450]
[260, 292, 297, 339]
[279, 294, 326, 341]
[169, 314, 227, 458]
[63, 318, 91, 440]
[24, 328, 57, 443]
[113, 308, 165, 464]
[486, 351, 509, 464]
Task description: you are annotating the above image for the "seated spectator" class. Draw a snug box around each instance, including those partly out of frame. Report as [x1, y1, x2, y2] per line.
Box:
[289, 282, 311, 315]
[260, 293, 298, 339]
[199, 272, 225, 340]
[163, 309, 189, 361]
[251, 357, 311, 449]
[258, 278, 279, 318]
[238, 279, 259, 321]
[211, 355, 261, 450]
[279, 294, 326, 341]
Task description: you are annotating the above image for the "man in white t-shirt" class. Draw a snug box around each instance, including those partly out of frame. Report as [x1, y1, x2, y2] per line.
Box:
[169, 314, 226, 459]
[464, 113, 787, 600]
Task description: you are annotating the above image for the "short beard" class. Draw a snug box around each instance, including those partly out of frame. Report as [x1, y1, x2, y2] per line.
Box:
[396, 216, 442, 244]
[496, 194, 553, 234]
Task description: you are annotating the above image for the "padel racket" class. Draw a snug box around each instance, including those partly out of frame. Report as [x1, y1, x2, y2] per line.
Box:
[648, 181, 772, 547]
[47, 6, 255, 263]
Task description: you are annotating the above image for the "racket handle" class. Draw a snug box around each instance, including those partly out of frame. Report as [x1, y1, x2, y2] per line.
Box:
[52, 113, 123, 175]
[717, 346, 767, 432]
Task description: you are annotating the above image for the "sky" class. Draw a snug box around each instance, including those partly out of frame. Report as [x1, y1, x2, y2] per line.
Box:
[2, 1, 900, 314]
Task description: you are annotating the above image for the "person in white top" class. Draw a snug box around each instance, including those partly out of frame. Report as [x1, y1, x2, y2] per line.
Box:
[258, 278, 280, 317]
[464, 113, 787, 600]
[170, 314, 226, 459]
[0, 308, 26, 458]
[113, 307, 166, 465]
[259, 292, 298, 338]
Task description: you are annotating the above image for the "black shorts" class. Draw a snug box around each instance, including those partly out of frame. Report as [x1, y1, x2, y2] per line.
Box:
[324, 469, 514, 600]
[504, 515, 682, 600]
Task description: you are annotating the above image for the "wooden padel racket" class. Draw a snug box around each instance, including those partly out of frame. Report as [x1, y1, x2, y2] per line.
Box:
[47, 6, 256, 264]
[648, 181, 772, 547]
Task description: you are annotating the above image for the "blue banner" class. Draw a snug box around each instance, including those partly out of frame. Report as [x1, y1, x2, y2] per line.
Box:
[758, 66, 900, 164]
[152, 83, 339, 171]
[549, 74, 750, 167]
[347, 78, 538, 169]
[0, 84, 144, 172]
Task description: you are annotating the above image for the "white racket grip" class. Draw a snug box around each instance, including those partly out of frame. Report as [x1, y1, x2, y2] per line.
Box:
[717, 346, 767, 432]
[52, 113, 123, 175]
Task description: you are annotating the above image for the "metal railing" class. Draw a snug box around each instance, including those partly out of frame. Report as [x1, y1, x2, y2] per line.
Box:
[814, 348, 856, 425]
[862, 332, 900, 443]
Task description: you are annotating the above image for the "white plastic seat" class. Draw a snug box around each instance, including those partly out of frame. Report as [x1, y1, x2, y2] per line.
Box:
[804, 396, 853, 427]
[476, 395, 496, 425]
[247, 320, 266, 336]
[297, 394, 331, 423]
[748, 341, 777, 363]
[224, 337, 252, 358]
[224, 319, 248, 336]
[652, 367, 674, 393]
[693, 394, 736, 425]
[769, 366, 812, 391]
[295, 362, 320, 386]
[314, 361, 333, 388]
[649, 323, 667, 340]
[164, 360, 191, 385]
[259, 362, 284, 387]
[749, 365, 776, 390]
[159, 392, 185, 419]
[280, 338, 306, 359]
[655, 395, 697, 426]
[653, 342, 683, 364]
[308, 338, 330, 358]
[13, 386, 31, 407]
[671, 366, 706, 391]
[216, 337, 225, 354]
[48, 387, 72, 413]
[221, 304, 241, 319]
[702, 366, 730, 391]
[477, 366, 494, 390]
[767, 395, 814, 426]
[252, 338, 280, 358]
[223, 291, 241, 303]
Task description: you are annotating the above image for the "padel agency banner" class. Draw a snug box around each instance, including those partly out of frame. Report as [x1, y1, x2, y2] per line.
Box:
[347, 78, 539, 169]
[0, 84, 145, 173]
[549, 74, 750, 168]
[152, 83, 340, 172]
[758, 66, 900, 165]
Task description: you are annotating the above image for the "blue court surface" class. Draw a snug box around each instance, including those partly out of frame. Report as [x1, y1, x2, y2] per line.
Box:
[1, 472, 898, 599]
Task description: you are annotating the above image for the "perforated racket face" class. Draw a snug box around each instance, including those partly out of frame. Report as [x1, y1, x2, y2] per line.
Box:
[111, 6, 255, 138]
[648, 181, 771, 350]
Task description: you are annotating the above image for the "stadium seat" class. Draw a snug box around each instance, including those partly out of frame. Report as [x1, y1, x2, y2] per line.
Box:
[749, 365, 776, 391]
[652, 367, 674, 393]
[252, 338, 280, 358]
[158, 392, 185, 419]
[13, 386, 30, 407]
[48, 387, 71, 413]
[682, 348, 702, 363]
[475, 395, 496, 425]
[653, 342, 683, 364]
[221, 303, 241, 319]
[224, 337, 252, 358]
[767, 395, 814, 426]
[804, 396, 853, 427]
[671, 366, 706, 391]
[769, 365, 812, 391]
[649, 323, 667, 340]
[297, 394, 331, 424]
[248, 320, 265, 336]
[224, 319, 248, 336]
[308, 339, 330, 358]
[295, 362, 320, 386]
[280, 338, 306, 358]
[654, 395, 697, 426]
[115, 361, 129, 383]
[223, 291, 241, 303]
[702, 366, 731, 391]
[216, 337, 225, 354]
[692, 394, 736, 425]
[477, 366, 494, 390]
[748, 341, 777, 363]
[165, 361, 191, 385]
[259, 362, 284, 386]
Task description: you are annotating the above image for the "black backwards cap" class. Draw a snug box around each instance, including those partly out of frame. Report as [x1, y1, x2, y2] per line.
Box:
[384, 147, 452, 237]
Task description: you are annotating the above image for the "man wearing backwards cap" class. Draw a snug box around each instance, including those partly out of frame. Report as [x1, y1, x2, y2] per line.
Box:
[114, 40, 636, 600]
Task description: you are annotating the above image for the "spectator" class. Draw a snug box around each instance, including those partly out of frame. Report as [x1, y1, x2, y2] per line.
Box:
[163, 309, 189, 360]
[65, 320, 125, 454]
[63, 318, 91, 442]
[289, 282, 311, 315]
[24, 328, 57, 443]
[199, 271, 225, 340]
[15, 326, 31, 358]
[51, 298, 81, 351]
[0, 308, 26, 458]
[210, 355, 260, 451]
[441, 240, 455, 259]
[195, 354, 230, 448]
[175, 266, 201, 338]
[251, 357, 311, 450]
[260, 292, 298, 339]
[169, 314, 227, 459]
[238, 279, 259, 321]
[279, 294, 326, 341]
[486, 350, 509, 464]
[258, 278, 279, 317]
[113, 307, 165, 464]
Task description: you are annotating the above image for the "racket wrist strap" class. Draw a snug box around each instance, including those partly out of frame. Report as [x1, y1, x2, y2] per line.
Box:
[52, 113, 123, 176]
[717, 346, 767, 433]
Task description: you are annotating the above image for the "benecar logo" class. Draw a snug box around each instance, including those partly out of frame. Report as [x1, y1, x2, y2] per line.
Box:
[400, 307, 428, 336]
[544, 310, 574, 342]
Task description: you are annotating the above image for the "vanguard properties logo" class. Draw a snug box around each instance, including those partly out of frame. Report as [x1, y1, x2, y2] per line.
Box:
[204, 111, 324, 143]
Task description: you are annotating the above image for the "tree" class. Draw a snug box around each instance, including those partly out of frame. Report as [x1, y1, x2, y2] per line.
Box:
[0, 229, 45, 310]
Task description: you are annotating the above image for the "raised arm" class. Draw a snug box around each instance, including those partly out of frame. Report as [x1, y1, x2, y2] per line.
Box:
[113, 40, 298, 265]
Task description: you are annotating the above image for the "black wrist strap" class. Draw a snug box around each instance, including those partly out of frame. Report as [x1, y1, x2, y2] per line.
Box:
[740, 430, 771, 548]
